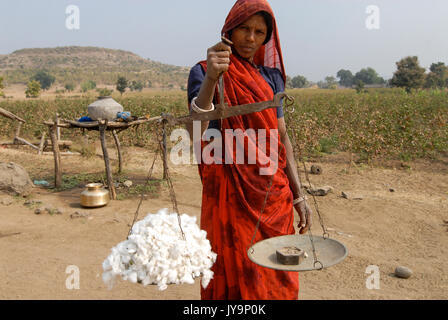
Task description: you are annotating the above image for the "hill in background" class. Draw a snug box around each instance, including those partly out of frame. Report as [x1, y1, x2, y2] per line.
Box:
[0, 46, 190, 89]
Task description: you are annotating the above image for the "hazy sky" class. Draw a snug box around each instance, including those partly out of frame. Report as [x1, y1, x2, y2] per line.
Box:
[1, 0, 447, 82]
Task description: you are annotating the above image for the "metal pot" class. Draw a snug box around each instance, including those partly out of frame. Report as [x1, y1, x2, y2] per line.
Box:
[81, 183, 110, 208]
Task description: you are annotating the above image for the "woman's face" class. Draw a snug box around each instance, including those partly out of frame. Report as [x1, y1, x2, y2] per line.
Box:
[230, 14, 268, 62]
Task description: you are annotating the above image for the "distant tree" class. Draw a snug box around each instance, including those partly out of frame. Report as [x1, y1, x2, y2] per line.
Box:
[291, 75, 309, 88]
[116, 76, 128, 95]
[336, 69, 354, 87]
[64, 83, 75, 92]
[390, 56, 426, 93]
[354, 67, 384, 85]
[81, 80, 96, 92]
[355, 80, 366, 93]
[316, 76, 338, 89]
[424, 62, 448, 89]
[317, 80, 326, 89]
[129, 80, 143, 92]
[25, 80, 41, 98]
[31, 70, 55, 90]
[285, 75, 293, 89]
[0, 76, 4, 97]
[325, 76, 338, 89]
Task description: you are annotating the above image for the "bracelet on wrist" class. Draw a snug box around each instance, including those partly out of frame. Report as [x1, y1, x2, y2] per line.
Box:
[293, 196, 307, 205]
[191, 97, 215, 113]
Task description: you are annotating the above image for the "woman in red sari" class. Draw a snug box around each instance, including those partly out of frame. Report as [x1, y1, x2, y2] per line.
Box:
[187, 0, 312, 300]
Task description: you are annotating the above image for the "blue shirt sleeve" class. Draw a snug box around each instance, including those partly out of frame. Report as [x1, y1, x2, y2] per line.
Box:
[187, 63, 220, 129]
[187, 63, 206, 106]
[258, 66, 285, 118]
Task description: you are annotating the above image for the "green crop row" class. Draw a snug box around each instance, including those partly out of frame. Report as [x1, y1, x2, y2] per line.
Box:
[1, 88, 447, 162]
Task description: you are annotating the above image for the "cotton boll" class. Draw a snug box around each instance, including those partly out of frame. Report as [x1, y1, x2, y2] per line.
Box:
[126, 242, 137, 254]
[167, 269, 178, 283]
[159, 283, 168, 291]
[142, 275, 151, 286]
[137, 270, 147, 282]
[121, 254, 131, 264]
[102, 209, 217, 290]
[201, 269, 214, 288]
[103, 272, 117, 290]
[128, 271, 138, 284]
[102, 258, 112, 271]
[181, 273, 195, 285]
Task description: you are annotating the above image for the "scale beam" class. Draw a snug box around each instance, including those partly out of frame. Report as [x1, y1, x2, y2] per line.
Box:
[162, 92, 291, 126]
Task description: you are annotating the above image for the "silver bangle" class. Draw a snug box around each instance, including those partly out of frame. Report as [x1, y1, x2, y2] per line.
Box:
[293, 196, 307, 205]
[191, 97, 215, 113]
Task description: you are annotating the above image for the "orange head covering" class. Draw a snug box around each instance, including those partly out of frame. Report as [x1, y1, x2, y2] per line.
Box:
[221, 0, 286, 82]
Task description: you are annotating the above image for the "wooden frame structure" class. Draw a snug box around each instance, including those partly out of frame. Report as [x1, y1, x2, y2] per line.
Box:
[0, 107, 39, 150]
[43, 116, 165, 199]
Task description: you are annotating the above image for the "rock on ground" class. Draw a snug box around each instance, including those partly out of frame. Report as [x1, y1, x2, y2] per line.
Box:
[0, 162, 34, 196]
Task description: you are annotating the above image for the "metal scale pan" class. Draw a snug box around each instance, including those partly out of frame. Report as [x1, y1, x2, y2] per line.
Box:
[247, 234, 348, 272]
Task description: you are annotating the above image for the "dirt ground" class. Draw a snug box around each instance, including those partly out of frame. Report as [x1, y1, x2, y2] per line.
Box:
[0, 142, 447, 300]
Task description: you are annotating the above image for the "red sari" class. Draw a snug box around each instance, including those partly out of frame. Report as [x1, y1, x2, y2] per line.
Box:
[195, 0, 299, 300]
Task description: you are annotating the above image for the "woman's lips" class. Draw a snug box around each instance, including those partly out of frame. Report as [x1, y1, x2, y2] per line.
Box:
[241, 46, 254, 53]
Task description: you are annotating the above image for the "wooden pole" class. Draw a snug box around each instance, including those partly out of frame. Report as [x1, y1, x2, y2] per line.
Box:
[99, 122, 117, 200]
[112, 130, 123, 174]
[162, 120, 168, 180]
[56, 113, 61, 141]
[38, 132, 46, 155]
[49, 124, 62, 188]
[14, 122, 22, 143]
[0, 107, 25, 123]
[14, 137, 39, 150]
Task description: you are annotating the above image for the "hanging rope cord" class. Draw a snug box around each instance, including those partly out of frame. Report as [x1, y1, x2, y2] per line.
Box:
[247, 95, 328, 270]
[127, 120, 186, 241]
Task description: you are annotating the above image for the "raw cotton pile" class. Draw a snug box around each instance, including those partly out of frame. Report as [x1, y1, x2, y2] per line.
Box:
[102, 208, 217, 291]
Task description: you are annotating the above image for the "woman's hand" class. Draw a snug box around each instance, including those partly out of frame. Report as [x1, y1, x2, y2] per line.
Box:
[294, 200, 313, 234]
[206, 41, 232, 82]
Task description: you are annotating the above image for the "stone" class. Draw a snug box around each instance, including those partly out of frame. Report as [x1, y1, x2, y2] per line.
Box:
[276, 247, 304, 265]
[34, 208, 42, 215]
[1, 197, 13, 206]
[55, 208, 63, 215]
[307, 186, 333, 196]
[44, 207, 56, 215]
[87, 97, 124, 121]
[70, 211, 90, 219]
[123, 180, 133, 188]
[310, 165, 323, 175]
[0, 162, 34, 196]
[389, 188, 395, 192]
[395, 266, 413, 279]
[341, 191, 363, 200]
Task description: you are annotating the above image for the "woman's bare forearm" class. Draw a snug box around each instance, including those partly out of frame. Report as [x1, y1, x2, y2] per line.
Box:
[195, 75, 218, 136]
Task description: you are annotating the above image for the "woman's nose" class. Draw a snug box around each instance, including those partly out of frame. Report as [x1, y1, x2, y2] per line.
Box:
[246, 30, 255, 42]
